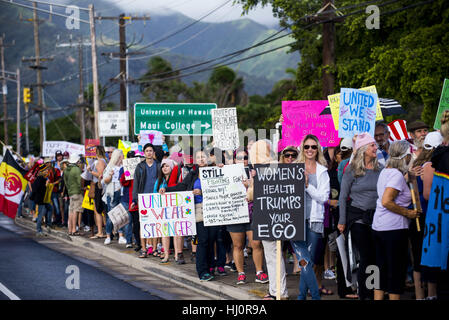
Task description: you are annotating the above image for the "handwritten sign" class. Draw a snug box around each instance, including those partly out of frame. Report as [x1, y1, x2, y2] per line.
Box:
[123, 157, 143, 180]
[42, 141, 85, 157]
[280, 100, 339, 149]
[139, 130, 163, 146]
[200, 164, 249, 226]
[421, 172, 449, 270]
[107, 203, 129, 232]
[329, 85, 383, 130]
[138, 191, 196, 238]
[338, 88, 378, 138]
[212, 107, 240, 151]
[85, 139, 100, 158]
[433, 79, 449, 130]
[252, 163, 306, 241]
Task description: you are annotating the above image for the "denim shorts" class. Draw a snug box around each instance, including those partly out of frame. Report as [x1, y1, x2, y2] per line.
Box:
[226, 222, 251, 233]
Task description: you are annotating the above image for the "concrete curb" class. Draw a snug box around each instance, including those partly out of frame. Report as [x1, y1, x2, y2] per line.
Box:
[15, 217, 259, 300]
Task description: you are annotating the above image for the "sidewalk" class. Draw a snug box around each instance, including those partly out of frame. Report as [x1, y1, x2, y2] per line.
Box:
[15, 212, 397, 301]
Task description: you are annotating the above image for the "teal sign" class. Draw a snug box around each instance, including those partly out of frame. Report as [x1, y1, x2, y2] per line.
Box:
[134, 103, 217, 136]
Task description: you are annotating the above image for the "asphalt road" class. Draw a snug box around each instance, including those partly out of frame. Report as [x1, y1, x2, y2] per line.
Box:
[0, 220, 160, 300]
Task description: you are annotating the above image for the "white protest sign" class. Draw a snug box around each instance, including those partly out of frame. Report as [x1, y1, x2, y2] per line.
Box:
[123, 157, 143, 180]
[107, 203, 129, 232]
[138, 191, 196, 238]
[139, 130, 163, 146]
[42, 141, 85, 157]
[212, 107, 239, 151]
[99, 111, 129, 137]
[200, 163, 249, 226]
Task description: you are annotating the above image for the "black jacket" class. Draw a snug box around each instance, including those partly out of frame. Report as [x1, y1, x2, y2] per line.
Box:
[166, 165, 199, 193]
[132, 160, 160, 203]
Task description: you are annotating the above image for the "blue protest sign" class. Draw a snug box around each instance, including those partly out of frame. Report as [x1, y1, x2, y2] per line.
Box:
[421, 172, 449, 270]
[338, 88, 378, 138]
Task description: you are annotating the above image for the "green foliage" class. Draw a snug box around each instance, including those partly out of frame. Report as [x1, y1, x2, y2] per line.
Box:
[237, 0, 449, 126]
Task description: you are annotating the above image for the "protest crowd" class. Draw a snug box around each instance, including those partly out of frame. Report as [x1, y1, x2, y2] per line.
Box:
[2, 105, 449, 301]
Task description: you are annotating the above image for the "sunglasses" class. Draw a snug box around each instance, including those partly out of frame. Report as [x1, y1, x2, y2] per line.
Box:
[283, 153, 298, 158]
[236, 156, 248, 160]
[303, 145, 318, 150]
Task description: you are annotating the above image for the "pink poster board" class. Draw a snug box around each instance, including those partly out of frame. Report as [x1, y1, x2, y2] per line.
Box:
[279, 100, 339, 151]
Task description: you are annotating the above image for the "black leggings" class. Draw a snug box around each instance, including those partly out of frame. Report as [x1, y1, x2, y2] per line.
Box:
[130, 211, 141, 246]
[373, 229, 409, 294]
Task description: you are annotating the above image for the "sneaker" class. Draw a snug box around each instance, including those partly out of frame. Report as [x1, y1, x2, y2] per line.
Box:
[255, 272, 269, 284]
[32, 217, 37, 222]
[237, 273, 246, 285]
[84, 226, 91, 232]
[36, 231, 45, 237]
[200, 273, 214, 281]
[229, 262, 237, 272]
[217, 267, 227, 276]
[147, 246, 153, 255]
[324, 269, 336, 280]
[126, 243, 133, 248]
[209, 267, 215, 276]
[426, 296, 437, 300]
[243, 248, 248, 258]
[118, 236, 127, 244]
[104, 237, 111, 245]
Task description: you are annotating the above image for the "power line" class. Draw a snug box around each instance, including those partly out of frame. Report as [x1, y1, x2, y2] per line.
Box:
[18, 0, 90, 11]
[138, 0, 432, 84]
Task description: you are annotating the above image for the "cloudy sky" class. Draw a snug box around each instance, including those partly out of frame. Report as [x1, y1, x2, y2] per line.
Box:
[103, 0, 279, 27]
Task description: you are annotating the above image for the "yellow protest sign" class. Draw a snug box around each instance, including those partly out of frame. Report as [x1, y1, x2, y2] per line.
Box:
[328, 85, 383, 129]
[82, 186, 95, 211]
[118, 140, 132, 159]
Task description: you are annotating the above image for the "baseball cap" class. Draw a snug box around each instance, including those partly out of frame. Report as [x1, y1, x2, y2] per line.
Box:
[423, 131, 443, 150]
[340, 138, 353, 151]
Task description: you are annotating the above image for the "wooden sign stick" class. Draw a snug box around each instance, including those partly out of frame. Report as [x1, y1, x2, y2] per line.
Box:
[409, 181, 421, 232]
[276, 240, 281, 300]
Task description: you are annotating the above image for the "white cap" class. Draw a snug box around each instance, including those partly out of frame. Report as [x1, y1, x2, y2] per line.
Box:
[423, 131, 443, 150]
[68, 154, 80, 164]
[340, 137, 353, 151]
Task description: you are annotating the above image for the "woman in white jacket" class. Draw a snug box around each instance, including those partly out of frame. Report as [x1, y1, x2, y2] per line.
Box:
[292, 134, 330, 299]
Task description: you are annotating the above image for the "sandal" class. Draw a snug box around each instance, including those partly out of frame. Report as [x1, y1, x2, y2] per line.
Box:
[139, 250, 147, 258]
[262, 294, 276, 300]
[160, 257, 169, 264]
[319, 286, 333, 295]
[343, 293, 359, 299]
[153, 251, 160, 257]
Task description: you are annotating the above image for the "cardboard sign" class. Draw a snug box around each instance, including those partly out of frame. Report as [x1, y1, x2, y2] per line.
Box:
[138, 191, 196, 238]
[85, 139, 100, 158]
[280, 100, 339, 149]
[338, 88, 378, 138]
[139, 130, 163, 146]
[252, 163, 306, 241]
[107, 203, 129, 232]
[200, 164, 249, 226]
[42, 141, 85, 157]
[328, 85, 383, 130]
[212, 107, 240, 151]
[421, 172, 449, 270]
[123, 157, 143, 180]
[433, 79, 449, 130]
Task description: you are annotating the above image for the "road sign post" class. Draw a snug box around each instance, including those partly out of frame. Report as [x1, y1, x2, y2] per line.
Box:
[134, 103, 217, 136]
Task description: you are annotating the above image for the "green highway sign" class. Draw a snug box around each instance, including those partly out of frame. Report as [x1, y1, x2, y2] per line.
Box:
[134, 102, 217, 136]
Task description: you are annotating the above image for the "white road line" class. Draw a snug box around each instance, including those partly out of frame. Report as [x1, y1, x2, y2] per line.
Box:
[0, 282, 21, 300]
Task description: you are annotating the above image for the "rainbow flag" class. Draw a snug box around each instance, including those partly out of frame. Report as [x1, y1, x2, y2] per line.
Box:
[0, 149, 28, 219]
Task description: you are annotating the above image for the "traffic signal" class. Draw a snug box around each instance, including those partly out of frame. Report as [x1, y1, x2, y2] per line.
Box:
[23, 87, 31, 104]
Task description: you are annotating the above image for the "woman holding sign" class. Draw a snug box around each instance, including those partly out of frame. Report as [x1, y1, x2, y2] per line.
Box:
[291, 134, 330, 299]
[372, 140, 420, 300]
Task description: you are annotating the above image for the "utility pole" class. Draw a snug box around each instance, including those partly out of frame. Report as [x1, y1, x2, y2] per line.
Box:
[0, 36, 15, 145]
[89, 4, 100, 141]
[16, 68, 20, 154]
[98, 13, 148, 111]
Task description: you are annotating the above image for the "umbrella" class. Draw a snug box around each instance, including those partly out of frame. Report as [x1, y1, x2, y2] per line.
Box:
[320, 97, 405, 117]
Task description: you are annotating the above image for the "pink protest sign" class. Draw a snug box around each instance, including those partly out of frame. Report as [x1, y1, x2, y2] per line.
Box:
[279, 100, 339, 150]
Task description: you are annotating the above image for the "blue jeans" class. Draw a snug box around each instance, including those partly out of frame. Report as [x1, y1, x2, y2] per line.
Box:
[290, 223, 323, 300]
[121, 201, 133, 244]
[17, 193, 25, 217]
[36, 203, 53, 232]
[51, 192, 62, 224]
[105, 190, 124, 235]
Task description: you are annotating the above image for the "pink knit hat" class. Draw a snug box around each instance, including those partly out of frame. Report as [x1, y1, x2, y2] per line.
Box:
[161, 158, 176, 170]
[354, 132, 376, 151]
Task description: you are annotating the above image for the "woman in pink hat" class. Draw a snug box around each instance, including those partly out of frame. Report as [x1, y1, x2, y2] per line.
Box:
[338, 132, 382, 300]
